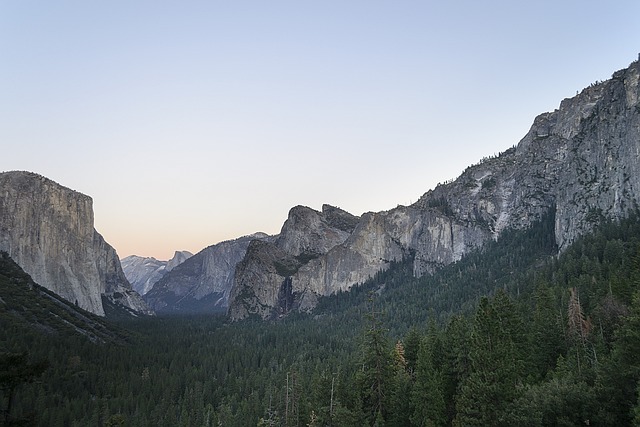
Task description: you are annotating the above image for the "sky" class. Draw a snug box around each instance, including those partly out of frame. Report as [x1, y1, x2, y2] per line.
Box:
[1, 1, 639, 260]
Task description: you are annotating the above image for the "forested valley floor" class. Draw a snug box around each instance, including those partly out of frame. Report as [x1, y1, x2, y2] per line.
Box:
[3, 210, 640, 426]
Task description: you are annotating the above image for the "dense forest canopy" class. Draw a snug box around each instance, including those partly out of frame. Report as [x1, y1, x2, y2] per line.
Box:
[2, 210, 640, 426]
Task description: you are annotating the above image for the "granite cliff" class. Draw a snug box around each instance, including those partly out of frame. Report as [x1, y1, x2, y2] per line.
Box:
[229, 57, 640, 320]
[0, 171, 153, 316]
[143, 233, 270, 314]
[228, 204, 360, 319]
[121, 250, 193, 296]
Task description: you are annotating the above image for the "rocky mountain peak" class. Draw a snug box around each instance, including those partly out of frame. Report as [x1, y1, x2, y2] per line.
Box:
[229, 57, 640, 320]
[0, 171, 152, 316]
[229, 204, 362, 319]
[166, 250, 194, 272]
[321, 204, 360, 233]
[275, 205, 359, 258]
[121, 250, 193, 296]
[143, 233, 271, 314]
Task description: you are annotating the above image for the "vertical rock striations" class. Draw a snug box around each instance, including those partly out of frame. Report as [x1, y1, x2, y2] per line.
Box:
[0, 171, 153, 316]
[229, 57, 640, 320]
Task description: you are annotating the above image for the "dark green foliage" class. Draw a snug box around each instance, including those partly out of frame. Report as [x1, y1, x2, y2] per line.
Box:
[357, 296, 394, 425]
[294, 252, 321, 265]
[440, 315, 471, 421]
[145, 291, 227, 315]
[529, 282, 566, 380]
[273, 259, 301, 277]
[425, 196, 454, 217]
[3, 212, 640, 425]
[311, 208, 558, 345]
[454, 291, 526, 426]
[0, 251, 130, 343]
[505, 374, 597, 426]
[0, 352, 47, 426]
[481, 176, 496, 190]
[410, 327, 446, 426]
[402, 328, 421, 376]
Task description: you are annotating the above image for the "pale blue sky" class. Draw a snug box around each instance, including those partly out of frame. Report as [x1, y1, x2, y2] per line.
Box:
[1, 1, 639, 259]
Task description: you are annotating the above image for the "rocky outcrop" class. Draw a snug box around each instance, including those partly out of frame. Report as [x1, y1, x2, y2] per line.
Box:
[143, 233, 270, 314]
[120, 256, 165, 296]
[0, 251, 129, 343]
[228, 205, 361, 319]
[121, 250, 193, 296]
[228, 240, 302, 320]
[229, 57, 640, 320]
[0, 171, 153, 316]
[275, 205, 357, 258]
[166, 250, 193, 272]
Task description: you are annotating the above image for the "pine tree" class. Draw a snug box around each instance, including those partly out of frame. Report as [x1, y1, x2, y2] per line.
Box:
[410, 334, 446, 426]
[403, 328, 422, 376]
[530, 282, 565, 379]
[357, 294, 393, 426]
[567, 287, 594, 377]
[596, 291, 640, 424]
[454, 291, 525, 426]
[0, 352, 48, 426]
[441, 315, 471, 423]
[568, 287, 592, 344]
[386, 340, 412, 427]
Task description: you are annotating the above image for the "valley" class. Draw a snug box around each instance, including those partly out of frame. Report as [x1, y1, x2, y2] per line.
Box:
[3, 212, 640, 425]
[2, 57, 640, 426]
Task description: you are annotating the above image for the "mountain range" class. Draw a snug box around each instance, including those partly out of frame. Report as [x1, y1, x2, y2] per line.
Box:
[228, 57, 640, 319]
[121, 251, 193, 296]
[142, 233, 270, 314]
[1, 57, 639, 322]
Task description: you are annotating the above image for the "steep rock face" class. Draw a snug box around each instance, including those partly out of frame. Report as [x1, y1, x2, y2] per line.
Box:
[230, 58, 640, 320]
[166, 250, 193, 272]
[144, 233, 269, 313]
[0, 171, 152, 316]
[121, 250, 193, 296]
[93, 232, 154, 314]
[0, 251, 128, 343]
[549, 65, 640, 250]
[275, 205, 358, 257]
[231, 204, 489, 319]
[228, 240, 302, 320]
[297, 205, 491, 304]
[121, 256, 165, 296]
[228, 205, 360, 319]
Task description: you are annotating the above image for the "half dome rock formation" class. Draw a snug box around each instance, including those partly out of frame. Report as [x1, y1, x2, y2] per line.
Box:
[166, 250, 193, 272]
[0, 171, 153, 316]
[121, 250, 193, 296]
[229, 57, 640, 320]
